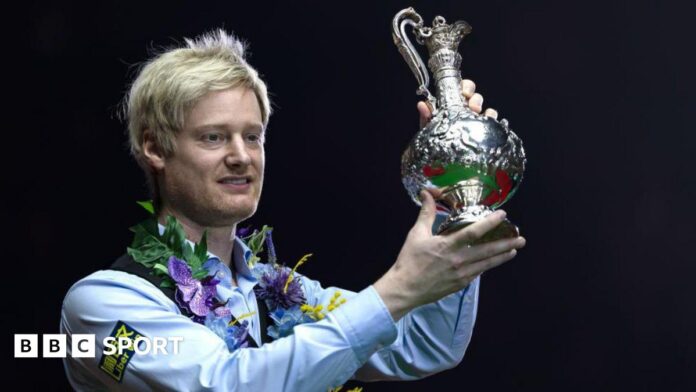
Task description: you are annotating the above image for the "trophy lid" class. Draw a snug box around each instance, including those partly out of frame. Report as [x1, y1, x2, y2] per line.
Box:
[419, 16, 472, 57]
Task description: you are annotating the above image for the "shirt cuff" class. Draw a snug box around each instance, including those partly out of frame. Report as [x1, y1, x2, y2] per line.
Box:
[328, 285, 398, 363]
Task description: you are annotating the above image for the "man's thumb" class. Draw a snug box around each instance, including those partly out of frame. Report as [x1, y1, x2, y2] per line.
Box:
[416, 190, 436, 231]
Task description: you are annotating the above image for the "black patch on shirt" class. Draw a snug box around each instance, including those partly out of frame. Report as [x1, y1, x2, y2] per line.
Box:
[98, 321, 145, 383]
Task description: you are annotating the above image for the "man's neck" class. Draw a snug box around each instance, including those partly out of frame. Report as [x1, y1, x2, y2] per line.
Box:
[157, 207, 236, 269]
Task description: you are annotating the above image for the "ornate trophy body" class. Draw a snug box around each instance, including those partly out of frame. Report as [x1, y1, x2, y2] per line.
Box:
[393, 8, 527, 242]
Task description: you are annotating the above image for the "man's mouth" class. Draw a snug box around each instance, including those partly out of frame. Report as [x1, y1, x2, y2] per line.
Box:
[217, 176, 253, 191]
[218, 177, 251, 185]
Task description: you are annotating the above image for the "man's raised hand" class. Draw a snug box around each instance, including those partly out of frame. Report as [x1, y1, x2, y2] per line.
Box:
[374, 190, 525, 321]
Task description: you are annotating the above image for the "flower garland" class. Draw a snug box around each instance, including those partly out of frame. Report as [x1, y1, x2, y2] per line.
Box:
[126, 201, 348, 350]
[127, 201, 361, 391]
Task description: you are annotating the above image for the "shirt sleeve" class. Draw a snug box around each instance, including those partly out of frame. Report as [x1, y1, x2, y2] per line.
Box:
[299, 273, 480, 382]
[354, 278, 480, 380]
[60, 270, 397, 392]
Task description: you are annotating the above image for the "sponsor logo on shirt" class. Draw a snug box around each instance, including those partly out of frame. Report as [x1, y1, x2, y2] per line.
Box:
[98, 321, 144, 382]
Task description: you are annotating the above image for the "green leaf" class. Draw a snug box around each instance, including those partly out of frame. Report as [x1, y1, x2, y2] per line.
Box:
[152, 263, 169, 275]
[136, 200, 155, 214]
[140, 218, 160, 237]
[129, 219, 161, 249]
[246, 229, 260, 253]
[153, 269, 169, 278]
[127, 241, 172, 268]
[160, 280, 175, 289]
[127, 219, 172, 268]
[192, 269, 209, 280]
[163, 216, 186, 256]
[194, 230, 208, 262]
[182, 244, 199, 270]
[126, 247, 146, 264]
[129, 223, 151, 249]
[245, 225, 273, 257]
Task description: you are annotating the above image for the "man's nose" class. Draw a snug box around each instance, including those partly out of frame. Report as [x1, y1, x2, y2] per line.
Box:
[224, 134, 252, 167]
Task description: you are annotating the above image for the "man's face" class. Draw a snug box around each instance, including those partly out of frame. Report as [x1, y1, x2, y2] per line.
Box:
[157, 87, 265, 227]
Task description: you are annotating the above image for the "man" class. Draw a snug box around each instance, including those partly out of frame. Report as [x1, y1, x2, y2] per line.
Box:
[60, 29, 526, 391]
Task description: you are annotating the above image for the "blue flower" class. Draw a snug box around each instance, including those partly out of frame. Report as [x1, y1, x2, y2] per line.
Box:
[267, 305, 314, 339]
[204, 313, 250, 352]
[204, 313, 229, 338]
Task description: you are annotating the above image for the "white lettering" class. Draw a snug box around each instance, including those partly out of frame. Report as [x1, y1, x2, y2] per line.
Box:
[43, 334, 66, 358]
[72, 334, 96, 358]
[152, 337, 167, 355]
[13, 334, 185, 357]
[103, 337, 117, 355]
[133, 336, 150, 355]
[117, 337, 132, 355]
[14, 334, 38, 358]
[170, 336, 183, 355]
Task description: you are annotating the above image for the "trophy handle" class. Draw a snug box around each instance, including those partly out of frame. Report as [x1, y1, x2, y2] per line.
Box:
[392, 8, 438, 113]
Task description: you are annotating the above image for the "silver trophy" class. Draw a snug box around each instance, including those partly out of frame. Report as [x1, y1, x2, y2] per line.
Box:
[393, 8, 526, 243]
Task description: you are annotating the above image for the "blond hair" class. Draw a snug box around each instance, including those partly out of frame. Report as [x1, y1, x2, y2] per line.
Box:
[122, 29, 271, 208]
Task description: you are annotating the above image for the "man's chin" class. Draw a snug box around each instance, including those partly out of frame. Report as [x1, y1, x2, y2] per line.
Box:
[213, 204, 257, 225]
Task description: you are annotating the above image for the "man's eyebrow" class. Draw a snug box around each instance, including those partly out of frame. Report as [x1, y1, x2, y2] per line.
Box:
[192, 122, 265, 132]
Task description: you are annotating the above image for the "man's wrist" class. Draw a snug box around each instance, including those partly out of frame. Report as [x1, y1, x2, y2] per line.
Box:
[373, 271, 413, 322]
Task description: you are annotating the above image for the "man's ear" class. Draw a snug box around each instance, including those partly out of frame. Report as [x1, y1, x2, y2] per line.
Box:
[142, 129, 166, 171]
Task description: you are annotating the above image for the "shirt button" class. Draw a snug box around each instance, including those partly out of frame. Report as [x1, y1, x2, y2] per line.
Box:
[217, 272, 224, 278]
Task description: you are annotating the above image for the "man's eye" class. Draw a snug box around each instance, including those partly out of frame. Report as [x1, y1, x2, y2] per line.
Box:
[246, 134, 263, 143]
[203, 134, 224, 143]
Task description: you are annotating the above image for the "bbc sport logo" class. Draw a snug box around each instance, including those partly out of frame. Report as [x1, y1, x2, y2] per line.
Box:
[14, 334, 183, 358]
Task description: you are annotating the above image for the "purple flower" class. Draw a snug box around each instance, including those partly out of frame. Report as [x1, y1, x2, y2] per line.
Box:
[167, 256, 229, 323]
[236, 226, 252, 238]
[253, 264, 306, 310]
[265, 229, 277, 264]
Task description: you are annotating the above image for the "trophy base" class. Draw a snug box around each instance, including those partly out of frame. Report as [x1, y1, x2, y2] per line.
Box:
[438, 216, 519, 245]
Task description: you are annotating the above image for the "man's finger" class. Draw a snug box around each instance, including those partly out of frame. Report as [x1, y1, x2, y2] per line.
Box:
[461, 249, 517, 278]
[448, 210, 507, 247]
[417, 101, 431, 128]
[415, 190, 437, 234]
[461, 79, 476, 98]
[463, 236, 526, 264]
[484, 108, 498, 119]
[425, 187, 444, 199]
[469, 93, 483, 113]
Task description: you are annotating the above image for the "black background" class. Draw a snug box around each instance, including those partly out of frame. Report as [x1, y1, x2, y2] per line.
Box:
[5, 0, 695, 390]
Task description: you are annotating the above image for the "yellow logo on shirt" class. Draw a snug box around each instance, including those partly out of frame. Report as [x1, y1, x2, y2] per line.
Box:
[98, 321, 145, 382]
